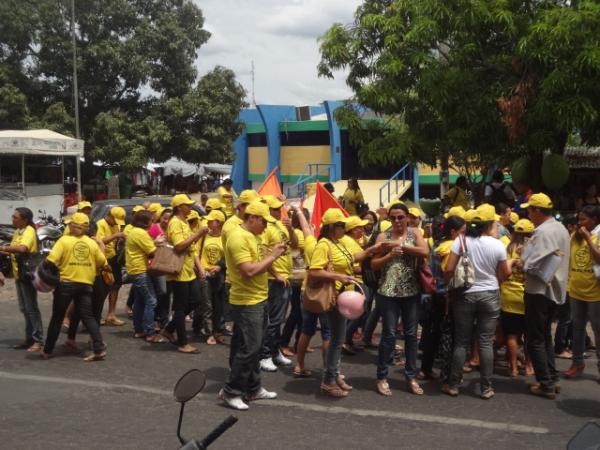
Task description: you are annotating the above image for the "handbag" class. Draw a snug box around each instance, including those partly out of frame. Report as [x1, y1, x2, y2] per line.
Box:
[148, 245, 185, 276]
[447, 235, 475, 292]
[303, 244, 337, 314]
[417, 258, 436, 294]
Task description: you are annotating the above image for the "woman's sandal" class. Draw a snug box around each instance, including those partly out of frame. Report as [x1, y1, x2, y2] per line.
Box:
[320, 383, 348, 398]
[376, 379, 392, 397]
[281, 346, 295, 357]
[83, 351, 106, 362]
[336, 375, 353, 391]
[26, 343, 43, 352]
[293, 366, 313, 378]
[178, 345, 200, 354]
[145, 335, 167, 344]
[206, 336, 218, 345]
[407, 379, 424, 395]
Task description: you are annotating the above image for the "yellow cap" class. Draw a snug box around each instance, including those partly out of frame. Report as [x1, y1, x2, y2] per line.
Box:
[464, 209, 478, 222]
[206, 198, 224, 210]
[132, 205, 145, 213]
[476, 203, 500, 222]
[187, 210, 201, 222]
[238, 189, 260, 205]
[408, 207, 423, 219]
[245, 200, 276, 223]
[380, 220, 392, 232]
[444, 206, 466, 219]
[171, 194, 195, 208]
[206, 210, 226, 223]
[510, 212, 519, 224]
[110, 206, 126, 226]
[148, 203, 162, 213]
[520, 193, 553, 209]
[322, 208, 349, 226]
[263, 194, 284, 210]
[345, 216, 368, 231]
[514, 219, 535, 234]
[70, 212, 90, 227]
[386, 200, 404, 211]
[77, 201, 92, 211]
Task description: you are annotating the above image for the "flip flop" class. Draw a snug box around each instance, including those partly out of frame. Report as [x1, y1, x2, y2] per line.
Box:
[293, 367, 313, 378]
[83, 351, 106, 362]
[178, 347, 200, 354]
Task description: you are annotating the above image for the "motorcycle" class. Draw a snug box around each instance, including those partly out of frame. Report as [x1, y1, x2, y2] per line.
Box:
[36, 209, 64, 255]
[173, 369, 237, 450]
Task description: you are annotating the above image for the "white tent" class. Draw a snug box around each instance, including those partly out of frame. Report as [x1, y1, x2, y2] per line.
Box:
[0, 129, 84, 156]
[147, 158, 231, 177]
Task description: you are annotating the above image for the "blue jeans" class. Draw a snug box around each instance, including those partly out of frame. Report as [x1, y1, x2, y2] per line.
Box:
[260, 280, 291, 359]
[15, 280, 43, 345]
[377, 294, 420, 380]
[571, 297, 600, 368]
[323, 307, 347, 385]
[131, 273, 158, 336]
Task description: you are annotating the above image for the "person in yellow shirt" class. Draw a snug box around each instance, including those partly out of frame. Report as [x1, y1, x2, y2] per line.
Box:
[0, 207, 43, 352]
[500, 219, 535, 378]
[42, 212, 109, 361]
[258, 195, 299, 371]
[444, 176, 471, 211]
[563, 205, 600, 380]
[126, 210, 166, 343]
[217, 178, 237, 218]
[342, 178, 365, 216]
[96, 206, 127, 326]
[193, 210, 227, 345]
[220, 200, 287, 411]
[161, 194, 208, 354]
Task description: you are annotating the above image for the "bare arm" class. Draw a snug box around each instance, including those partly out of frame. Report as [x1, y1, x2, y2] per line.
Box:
[173, 227, 208, 254]
[238, 243, 286, 279]
[402, 228, 430, 258]
[292, 206, 313, 239]
[308, 268, 355, 285]
[496, 260, 511, 283]
[0, 244, 28, 254]
[580, 228, 600, 263]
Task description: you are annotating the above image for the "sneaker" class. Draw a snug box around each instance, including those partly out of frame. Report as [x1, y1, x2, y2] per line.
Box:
[273, 352, 292, 366]
[563, 363, 585, 379]
[481, 388, 495, 400]
[260, 357, 278, 372]
[246, 387, 277, 402]
[218, 389, 249, 411]
[529, 385, 556, 400]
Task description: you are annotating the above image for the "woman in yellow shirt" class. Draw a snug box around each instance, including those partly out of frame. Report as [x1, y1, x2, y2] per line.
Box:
[0, 208, 43, 352]
[342, 178, 365, 216]
[161, 195, 207, 354]
[126, 210, 166, 343]
[563, 205, 600, 379]
[217, 178, 237, 218]
[500, 219, 534, 377]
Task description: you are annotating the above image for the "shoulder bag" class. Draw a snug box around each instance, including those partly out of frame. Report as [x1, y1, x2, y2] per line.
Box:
[303, 243, 337, 314]
[447, 235, 475, 292]
[148, 244, 185, 276]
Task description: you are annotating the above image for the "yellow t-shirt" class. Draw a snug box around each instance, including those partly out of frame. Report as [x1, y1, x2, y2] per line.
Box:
[294, 229, 305, 251]
[10, 226, 38, 278]
[435, 239, 454, 271]
[446, 186, 470, 210]
[225, 227, 267, 305]
[340, 235, 364, 283]
[200, 233, 224, 271]
[343, 188, 364, 216]
[309, 237, 354, 291]
[263, 221, 292, 280]
[500, 235, 510, 247]
[96, 218, 119, 259]
[501, 247, 526, 314]
[568, 236, 600, 302]
[123, 224, 134, 237]
[125, 227, 156, 275]
[167, 216, 197, 282]
[218, 186, 236, 217]
[222, 215, 243, 247]
[47, 235, 106, 285]
[380, 220, 392, 232]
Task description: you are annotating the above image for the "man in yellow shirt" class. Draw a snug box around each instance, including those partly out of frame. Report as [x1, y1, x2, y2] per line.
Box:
[96, 206, 127, 326]
[42, 213, 109, 361]
[444, 176, 471, 211]
[217, 178, 237, 218]
[259, 195, 298, 372]
[219, 200, 287, 411]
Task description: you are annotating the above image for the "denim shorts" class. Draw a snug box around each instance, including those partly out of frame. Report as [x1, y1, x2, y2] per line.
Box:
[300, 293, 331, 340]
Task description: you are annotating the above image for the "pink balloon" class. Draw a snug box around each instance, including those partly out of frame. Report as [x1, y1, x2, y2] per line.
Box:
[337, 287, 365, 320]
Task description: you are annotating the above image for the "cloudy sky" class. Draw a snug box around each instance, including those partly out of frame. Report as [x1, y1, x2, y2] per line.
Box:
[193, 0, 362, 107]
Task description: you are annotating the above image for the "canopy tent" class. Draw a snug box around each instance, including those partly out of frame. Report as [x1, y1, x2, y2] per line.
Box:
[0, 129, 84, 156]
[147, 158, 231, 177]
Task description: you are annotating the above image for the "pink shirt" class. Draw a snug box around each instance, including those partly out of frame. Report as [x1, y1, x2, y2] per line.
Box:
[148, 223, 165, 240]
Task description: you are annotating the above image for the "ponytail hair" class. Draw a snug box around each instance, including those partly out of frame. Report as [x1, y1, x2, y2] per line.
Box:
[465, 221, 493, 238]
[15, 207, 35, 230]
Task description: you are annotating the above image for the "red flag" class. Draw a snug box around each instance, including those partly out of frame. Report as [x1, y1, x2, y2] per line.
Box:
[311, 181, 348, 232]
[258, 166, 288, 219]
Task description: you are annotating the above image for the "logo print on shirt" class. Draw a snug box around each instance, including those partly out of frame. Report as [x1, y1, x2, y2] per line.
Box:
[73, 241, 91, 261]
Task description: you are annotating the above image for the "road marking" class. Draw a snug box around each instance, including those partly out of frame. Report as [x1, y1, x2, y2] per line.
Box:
[0, 370, 549, 434]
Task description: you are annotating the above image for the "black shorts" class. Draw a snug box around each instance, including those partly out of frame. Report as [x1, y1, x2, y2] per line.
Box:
[501, 311, 526, 336]
[108, 256, 123, 290]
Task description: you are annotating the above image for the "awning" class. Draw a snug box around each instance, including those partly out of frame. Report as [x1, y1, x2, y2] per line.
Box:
[564, 146, 600, 169]
[147, 158, 232, 177]
[0, 129, 84, 156]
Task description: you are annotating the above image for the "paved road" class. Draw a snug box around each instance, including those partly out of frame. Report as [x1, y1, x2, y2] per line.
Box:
[1, 281, 599, 450]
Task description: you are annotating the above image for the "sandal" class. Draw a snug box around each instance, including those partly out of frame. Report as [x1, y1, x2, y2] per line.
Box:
[104, 317, 125, 326]
[293, 366, 313, 378]
[206, 336, 217, 345]
[281, 346, 295, 357]
[26, 343, 43, 352]
[178, 345, 200, 354]
[145, 335, 167, 344]
[160, 329, 177, 345]
[336, 375, 353, 391]
[376, 379, 392, 397]
[320, 383, 348, 398]
[83, 351, 106, 362]
[407, 379, 424, 395]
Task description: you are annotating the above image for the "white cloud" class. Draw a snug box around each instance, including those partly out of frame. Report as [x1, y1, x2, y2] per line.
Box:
[193, 0, 362, 106]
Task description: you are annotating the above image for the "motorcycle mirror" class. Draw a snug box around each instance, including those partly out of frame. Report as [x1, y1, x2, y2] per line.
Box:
[173, 369, 206, 404]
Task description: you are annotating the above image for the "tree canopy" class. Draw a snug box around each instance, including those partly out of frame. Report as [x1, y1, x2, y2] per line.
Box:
[0, 0, 247, 169]
[318, 0, 600, 176]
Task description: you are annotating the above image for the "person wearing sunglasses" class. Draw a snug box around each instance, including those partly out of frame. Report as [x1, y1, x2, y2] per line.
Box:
[371, 203, 429, 396]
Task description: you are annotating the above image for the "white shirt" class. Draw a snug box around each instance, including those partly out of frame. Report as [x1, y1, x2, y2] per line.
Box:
[451, 235, 507, 293]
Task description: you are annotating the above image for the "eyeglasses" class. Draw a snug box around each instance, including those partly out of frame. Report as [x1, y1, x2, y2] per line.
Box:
[333, 222, 346, 228]
[389, 215, 407, 222]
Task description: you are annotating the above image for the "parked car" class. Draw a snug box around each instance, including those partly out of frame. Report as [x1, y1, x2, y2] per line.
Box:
[89, 197, 205, 225]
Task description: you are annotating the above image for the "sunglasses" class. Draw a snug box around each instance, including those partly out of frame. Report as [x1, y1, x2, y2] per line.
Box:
[333, 222, 346, 228]
[389, 215, 407, 222]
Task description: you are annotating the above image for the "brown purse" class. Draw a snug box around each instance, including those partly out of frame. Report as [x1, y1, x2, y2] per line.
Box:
[303, 244, 337, 314]
[148, 245, 185, 276]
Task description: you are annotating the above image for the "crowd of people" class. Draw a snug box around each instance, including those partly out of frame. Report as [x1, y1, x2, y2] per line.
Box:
[2, 178, 599, 410]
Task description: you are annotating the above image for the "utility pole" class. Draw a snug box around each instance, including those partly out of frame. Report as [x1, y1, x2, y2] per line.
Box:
[71, 0, 82, 200]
